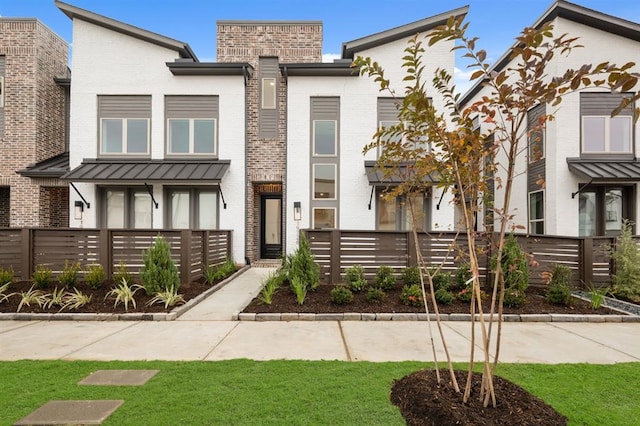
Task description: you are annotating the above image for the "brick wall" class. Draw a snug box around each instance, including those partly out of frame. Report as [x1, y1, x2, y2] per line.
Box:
[39, 186, 69, 227]
[0, 19, 68, 227]
[0, 187, 9, 227]
[217, 21, 322, 261]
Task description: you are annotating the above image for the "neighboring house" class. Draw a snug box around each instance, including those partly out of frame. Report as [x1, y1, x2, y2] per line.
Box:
[56, 0, 464, 263]
[0, 18, 69, 227]
[460, 0, 640, 238]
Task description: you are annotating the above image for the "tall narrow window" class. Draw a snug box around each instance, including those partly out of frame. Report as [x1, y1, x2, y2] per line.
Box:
[171, 191, 190, 229]
[106, 190, 125, 228]
[262, 78, 276, 109]
[167, 188, 219, 229]
[313, 164, 336, 200]
[313, 120, 337, 156]
[528, 190, 544, 234]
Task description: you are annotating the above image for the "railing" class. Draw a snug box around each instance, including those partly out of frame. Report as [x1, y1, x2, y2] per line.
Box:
[304, 229, 618, 288]
[0, 228, 232, 282]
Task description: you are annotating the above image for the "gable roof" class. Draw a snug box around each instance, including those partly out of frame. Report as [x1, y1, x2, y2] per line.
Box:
[341, 6, 469, 59]
[459, 0, 640, 106]
[55, 0, 198, 61]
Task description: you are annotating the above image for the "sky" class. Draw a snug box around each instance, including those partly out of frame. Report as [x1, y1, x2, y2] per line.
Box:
[2, 0, 640, 93]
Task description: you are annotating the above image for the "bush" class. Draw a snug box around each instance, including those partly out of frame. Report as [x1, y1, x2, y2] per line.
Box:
[454, 263, 472, 291]
[610, 220, 640, 303]
[85, 264, 106, 290]
[0, 266, 13, 285]
[290, 276, 308, 305]
[285, 233, 320, 291]
[400, 284, 423, 307]
[374, 266, 396, 291]
[113, 261, 133, 286]
[402, 266, 421, 286]
[366, 287, 387, 304]
[258, 271, 284, 305]
[330, 286, 354, 305]
[216, 258, 238, 280]
[495, 234, 529, 307]
[546, 264, 572, 306]
[140, 236, 180, 295]
[58, 261, 81, 288]
[431, 269, 451, 291]
[344, 264, 367, 292]
[457, 287, 473, 303]
[435, 287, 455, 305]
[32, 265, 52, 289]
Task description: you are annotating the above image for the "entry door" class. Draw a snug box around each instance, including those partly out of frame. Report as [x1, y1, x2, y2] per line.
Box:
[261, 195, 282, 259]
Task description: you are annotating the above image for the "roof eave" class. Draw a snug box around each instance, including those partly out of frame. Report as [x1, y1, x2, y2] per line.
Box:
[166, 62, 253, 76]
[280, 62, 357, 77]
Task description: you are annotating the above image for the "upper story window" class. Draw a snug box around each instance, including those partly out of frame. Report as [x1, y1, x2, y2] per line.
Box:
[580, 92, 634, 156]
[165, 95, 219, 157]
[527, 103, 545, 163]
[98, 95, 151, 156]
[262, 78, 276, 109]
[313, 120, 337, 156]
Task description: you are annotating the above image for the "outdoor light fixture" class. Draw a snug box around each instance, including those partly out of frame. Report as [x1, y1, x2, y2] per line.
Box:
[74, 201, 84, 220]
[293, 201, 301, 221]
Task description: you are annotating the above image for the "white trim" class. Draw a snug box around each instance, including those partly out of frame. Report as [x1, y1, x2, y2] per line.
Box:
[312, 119, 337, 157]
[100, 118, 150, 155]
[312, 163, 337, 200]
[167, 118, 217, 155]
[581, 115, 632, 154]
[528, 189, 545, 235]
[312, 207, 337, 229]
[261, 77, 276, 109]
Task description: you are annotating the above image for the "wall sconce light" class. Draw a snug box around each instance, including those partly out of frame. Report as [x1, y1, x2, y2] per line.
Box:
[293, 201, 301, 221]
[74, 201, 84, 220]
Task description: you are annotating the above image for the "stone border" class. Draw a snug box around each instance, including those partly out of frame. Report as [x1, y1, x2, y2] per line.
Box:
[0, 266, 250, 322]
[237, 312, 640, 322]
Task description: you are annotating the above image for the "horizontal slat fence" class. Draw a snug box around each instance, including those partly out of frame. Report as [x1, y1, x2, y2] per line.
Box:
[0, 228, 232, 283]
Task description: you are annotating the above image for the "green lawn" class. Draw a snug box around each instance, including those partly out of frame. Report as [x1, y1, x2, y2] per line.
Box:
[2, 360, 638, 425]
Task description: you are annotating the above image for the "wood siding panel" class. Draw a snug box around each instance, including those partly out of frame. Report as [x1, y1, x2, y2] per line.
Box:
[0, 229, 22, 278]
[165, 95, 219, 119]
[580, 92, 634, 116]
[377, 97, 401, 123]
[98, 95, 152, 118]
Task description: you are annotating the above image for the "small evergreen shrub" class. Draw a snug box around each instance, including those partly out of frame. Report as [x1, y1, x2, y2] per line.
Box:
[366, 287, 387, 304]
[85, 264, 106, 290]
[546, 264, 572, 306]
[454, 263, 472, 291]
[0, 266, 14, 285]
[400, 284, 423, 307]
[330, 286, 354, 305]
[610, 220, 640, 303]
[435, 287, 455, 305]
[402, 266, 421, 286]
[431, 270, 452, 291]
[374, 265, 397, 291]
[494, 234, 529, 307]
[286, 234, 320, 291]
[58, 261, 81, 288]
[32, 265, 52, 289]
[457, 287, 473, 303]
[140, 236, 180, 295]
[113, 261, 133, 286]
[344, 265, 367, 292]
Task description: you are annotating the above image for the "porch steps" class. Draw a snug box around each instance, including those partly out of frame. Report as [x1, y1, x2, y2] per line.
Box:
[252, 259, 281, 268]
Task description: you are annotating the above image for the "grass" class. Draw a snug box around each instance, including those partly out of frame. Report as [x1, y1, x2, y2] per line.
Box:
[1, 360, 638, 425]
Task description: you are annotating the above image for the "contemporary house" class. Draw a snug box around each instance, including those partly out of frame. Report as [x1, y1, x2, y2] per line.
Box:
[460, 0, 640, 238]
[0, 17, 69, 228]
[55, 1, 464, 264]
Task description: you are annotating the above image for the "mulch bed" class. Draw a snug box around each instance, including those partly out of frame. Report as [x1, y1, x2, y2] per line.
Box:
[391, 369, 567, 425]
[242, 284, 618, 315]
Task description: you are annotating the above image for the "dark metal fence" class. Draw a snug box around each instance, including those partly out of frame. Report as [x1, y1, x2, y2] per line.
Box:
[0, 228, 232, 282]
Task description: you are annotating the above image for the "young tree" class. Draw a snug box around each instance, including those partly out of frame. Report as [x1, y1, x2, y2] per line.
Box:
[354, 16, 639, 408]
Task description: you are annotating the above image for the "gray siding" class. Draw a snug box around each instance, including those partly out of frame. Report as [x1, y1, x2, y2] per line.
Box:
[259, 57, 278, 139]
[377, 97, 401, 122]
[98, 95, 151, 118]
[165, 95, 219, 119]
[580, 92, 634, 116]
[527, 103, 546, 192]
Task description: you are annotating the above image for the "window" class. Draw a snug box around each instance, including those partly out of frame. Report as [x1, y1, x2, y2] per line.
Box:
[377, 191, 428, 231]
[167, 188, 218, 229]
[0, 76, 4, 108]
[313, 120, 337, 156]
[582, 116, 632, 154]
[579, 186, 632, 236]
[168, 119, 216, 155]
[102, 188, 152, 229]
[313, 207, 336, 229]
[262, 78, 276, 109]
[528, 127, 544, 162]
[101, 118, 149, 154]
[313, 164, 336, 200]
[528, 191, 544, 235]
[377, 120, 429, 158]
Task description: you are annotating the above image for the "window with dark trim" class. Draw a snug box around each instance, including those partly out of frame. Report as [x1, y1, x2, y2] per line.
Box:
[166, 187, 219, 229]
[100, 187, 152, 229]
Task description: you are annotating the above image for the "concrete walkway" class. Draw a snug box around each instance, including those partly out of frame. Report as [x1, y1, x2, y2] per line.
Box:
[1, 267, 639, 364]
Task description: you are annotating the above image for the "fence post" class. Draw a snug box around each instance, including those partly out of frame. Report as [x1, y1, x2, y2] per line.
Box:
[330, 229, 341, 284]
[99, 228, 111, 281]
[21, 228, 32, 281]
[581, 237, 593, 289]
[180, 230, 192, 283]
[407, 231, 417, 267]
[227, 230, 233, 261]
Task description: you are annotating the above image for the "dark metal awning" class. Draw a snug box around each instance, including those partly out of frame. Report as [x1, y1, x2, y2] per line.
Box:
[364, 160, 438, 186]
[566, 158, 640, 182]
[18, 152, 70, 178]
[62, 159, 230, 183]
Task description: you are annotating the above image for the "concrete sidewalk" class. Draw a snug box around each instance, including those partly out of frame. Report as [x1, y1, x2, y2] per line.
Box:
[0, 267, 639, 363]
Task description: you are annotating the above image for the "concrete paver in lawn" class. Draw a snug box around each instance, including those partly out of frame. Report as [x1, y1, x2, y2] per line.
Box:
[64, 321, 237, 361]
[206, 321, 347, 361]
[14, 400, 124, 425]
[79, 370, 159, 386]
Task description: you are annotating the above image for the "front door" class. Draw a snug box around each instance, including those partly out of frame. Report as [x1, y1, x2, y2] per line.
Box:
[579, 185, 633, 236]
[261, 195, 282, 259]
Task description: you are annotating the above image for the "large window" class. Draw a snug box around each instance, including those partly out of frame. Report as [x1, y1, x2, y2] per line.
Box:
[102, 188, 152, 229]
[168, 119, 216, 155]
[579, 186, 632, 236]
[167, 188, 218, 229]
[528, 190, 544, 234]
[377, 191, 428, 231]
[582, 116, 632, 154]
[101, 118, 149, 154]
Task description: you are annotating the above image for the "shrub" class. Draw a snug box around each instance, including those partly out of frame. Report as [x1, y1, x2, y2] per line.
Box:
[61, 288, 92, 310]
[85, 264, 106, 290]
[203, 264, 217, 285]
[214, 258, 238, 281]
[258, 271, 283, 305]
[610, 220, 640, 303]
[17, 285, 46, 312]
[546, 264, 572, 306]
[0, 266, 14, 285]
[431, 270, 452, 291]
[374, 265, 397, 291]
[400, 284, 423, 307]
[402, 266, 421, 286]
[58, 261, 81, 288]
[344, 265, 367, 292]
[330, 286, 354, 305]
[454, 263, 472, 291]
[290, 276, 308, 305]
[0, 282, 16, 304]
[366, 287, 387, 304]
[106, 278, 143, 311]
[589, 287, 607, 310]
[435, 287, 455, 305]
[32, 265, 53, 289]
[147, 285, 185, 309]
[495, 234, 529, 307]
[457, 287, 473, 303]
[43, 287, 66, 310]
[140, 236, 180, 295]
[113, 261, 133, 286]
[286, 233, 320, 291]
